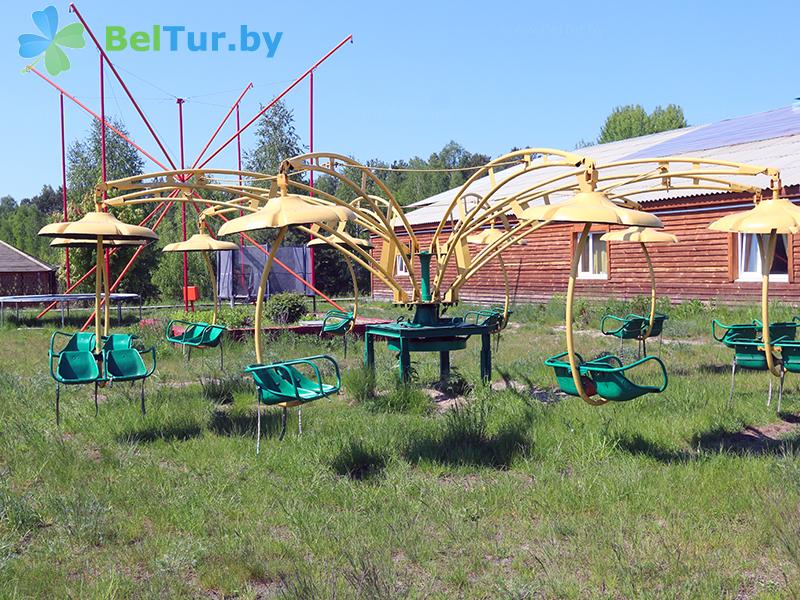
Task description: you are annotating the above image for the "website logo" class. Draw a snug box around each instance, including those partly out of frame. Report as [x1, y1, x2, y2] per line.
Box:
[18, 6, 85, 76]
[105, 26, 283, 57]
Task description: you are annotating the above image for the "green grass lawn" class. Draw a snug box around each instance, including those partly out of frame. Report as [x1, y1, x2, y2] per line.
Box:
[2, 298, 800, 598]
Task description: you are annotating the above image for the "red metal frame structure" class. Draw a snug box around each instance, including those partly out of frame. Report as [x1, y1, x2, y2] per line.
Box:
[26, 4, 353, 327]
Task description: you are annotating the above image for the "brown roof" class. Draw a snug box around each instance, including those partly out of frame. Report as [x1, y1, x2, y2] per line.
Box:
[0, 239, 54, 273]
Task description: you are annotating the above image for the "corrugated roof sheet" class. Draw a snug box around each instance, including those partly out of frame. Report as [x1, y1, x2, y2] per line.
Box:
[403, 106, 800, 226]
[0, 240, 55, 273]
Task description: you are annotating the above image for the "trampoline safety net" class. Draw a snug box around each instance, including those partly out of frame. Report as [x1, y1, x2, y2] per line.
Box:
[217, 245, 313, 300]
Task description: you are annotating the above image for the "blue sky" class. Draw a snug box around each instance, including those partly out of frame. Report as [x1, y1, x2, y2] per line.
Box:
[2, 0, 798, 200]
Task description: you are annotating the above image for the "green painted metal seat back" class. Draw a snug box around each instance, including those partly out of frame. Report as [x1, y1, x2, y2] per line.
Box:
[729, 340, 770, 370]
[166, 320, 208, 345]
[245, 355, 341, 406]
[322, 310, 353, 334]
[544, 352, 667, 402]
[779, 342, 800, 374]
[199, 325, 225, 347]
[600, 314, 649, 340]
[104, 347, 156, 382]
[543, 352, 596, 398]
[102, 333, 136, 352]
[56, 351, 100, 384]
[711, 320, 760, 347]
[638, 313, 668, 338]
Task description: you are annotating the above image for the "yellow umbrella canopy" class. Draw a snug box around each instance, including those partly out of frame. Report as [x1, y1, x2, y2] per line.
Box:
[522, 191, 662, 228]
[49, 237, 152, 248]
[600, 227, 678, 244]
[307, 231, 372, 248]
[466, 227, 526, 246]
[39, 211, 158, 241]
[162, 233, 239, 253]
[217, 194, 354, 236]
[708, 198, 800, 234]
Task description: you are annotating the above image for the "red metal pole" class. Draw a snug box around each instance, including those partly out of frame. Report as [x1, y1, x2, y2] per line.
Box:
[192, 83, 253, 169]
[177, 98, 188, 312]
[69, 3, 177, 170]
[198, 34, 353, 168]
[236, 104, 246, 293]
[99, 55, 111, 326]
[59, 93, 71, 288]
[308, 70, 316, 296]
[28, 67, 168, 170]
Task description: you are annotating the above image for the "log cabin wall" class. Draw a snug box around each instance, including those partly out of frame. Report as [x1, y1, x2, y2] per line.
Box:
[370, 190, 800, 305]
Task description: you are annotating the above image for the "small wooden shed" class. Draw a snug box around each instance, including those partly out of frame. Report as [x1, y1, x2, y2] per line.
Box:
[0, 239, 57, 296]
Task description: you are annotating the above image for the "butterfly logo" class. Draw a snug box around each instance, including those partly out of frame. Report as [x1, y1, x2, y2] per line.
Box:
[18, 6, 85, 76]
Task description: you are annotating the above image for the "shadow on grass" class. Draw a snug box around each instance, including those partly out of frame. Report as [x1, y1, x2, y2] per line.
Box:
[699, 363, 733, 375]
[330, 439, 388, 481]
[209, 407, 286, 439]
[693, 425, 800, 456]
[616, 433, 694, 463]
[116, 420, 204, 444]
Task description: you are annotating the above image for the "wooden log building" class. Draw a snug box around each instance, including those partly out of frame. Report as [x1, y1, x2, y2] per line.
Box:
[370, 106, 800, 305]
[0, 239, 56, 296]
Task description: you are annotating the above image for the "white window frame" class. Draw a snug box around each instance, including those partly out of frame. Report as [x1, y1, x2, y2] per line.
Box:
[395, 254, 409, 277]
[577, 232, 608, 280]
[737, 233, 789, 283]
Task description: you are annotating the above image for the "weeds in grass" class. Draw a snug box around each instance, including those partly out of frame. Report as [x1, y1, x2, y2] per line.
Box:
[431, 368, 473, 398]
[330, 439, 388, 481]
[200, 370, 250, 404]
[364, 379, 432, 415]
[342, 367, 376, 404]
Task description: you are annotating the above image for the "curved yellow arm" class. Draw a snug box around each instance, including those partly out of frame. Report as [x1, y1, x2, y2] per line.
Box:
[566, 224, 607, 406]
[641, 242, 657, 339]
[254, 227, 287, 364]
[497, 254, 510, 330]
[757, 231, 782, 377]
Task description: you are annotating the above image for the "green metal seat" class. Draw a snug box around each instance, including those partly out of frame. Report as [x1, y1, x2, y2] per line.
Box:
[462, 307, 508, 332]
[601, 313, 667, 358]
[711, 319, 761, 347]
[321, 309, 354, 357]
[103, 347, 157, 415]
[166, 319, 226, 368]
[102, 333, 137, 351]
[244, 355, 341, 448]
[544, 351, 668, 402]
[49, 330, 96, 355]
[321, 309, 353, 334]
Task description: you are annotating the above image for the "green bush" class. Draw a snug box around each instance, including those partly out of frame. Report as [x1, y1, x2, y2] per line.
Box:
[264, 293, 307, 325]
[363, 379, 432, 415]
[166, 305, 251, 328]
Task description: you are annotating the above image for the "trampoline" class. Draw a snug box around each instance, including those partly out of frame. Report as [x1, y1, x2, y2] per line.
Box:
[0, 293, 141, 327]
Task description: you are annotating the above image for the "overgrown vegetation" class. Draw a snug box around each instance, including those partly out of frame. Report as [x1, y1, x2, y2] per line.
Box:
[263, 292, 307, 325]
[2, 298, 800, 596]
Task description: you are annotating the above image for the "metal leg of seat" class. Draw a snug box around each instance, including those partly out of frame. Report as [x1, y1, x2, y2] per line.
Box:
[298, 405, 302, 435]
[140, 379, 146, 415]
[658, 333, 663, 358]
[768, 376, 773, 407]
[642, 338, 647, 358]
[56, 382, 60, 426]
[187, 347, 192, 362]
[94, 381, 99, 417]
[220, 344, 224, 370]
[255, 397, 262, 456]
[778, 370, 785, 414]
[619, 337, 624, 361]
[279, 407, 288, 441]
[728, 358, 737, 408]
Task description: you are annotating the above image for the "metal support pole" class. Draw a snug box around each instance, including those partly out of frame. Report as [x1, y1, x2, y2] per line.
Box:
[177, 98, 188, 312]
[60, 93, 70, 289]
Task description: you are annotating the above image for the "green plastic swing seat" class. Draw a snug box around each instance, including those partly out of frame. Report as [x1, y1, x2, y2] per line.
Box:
[321, 309, 354, 335]
[166, 319, 225, 348]
[601, 313, 668, 340]
[50, 330, 96, 355]
[462, 307, 509, 332]
[51, 350, 100, 385]
[711, 319, 761, 347]
[544, 351, 668, 402]
[244, 355, 341, 406]
[103, 347, 156, 382]
[102, 333, 137, 351]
